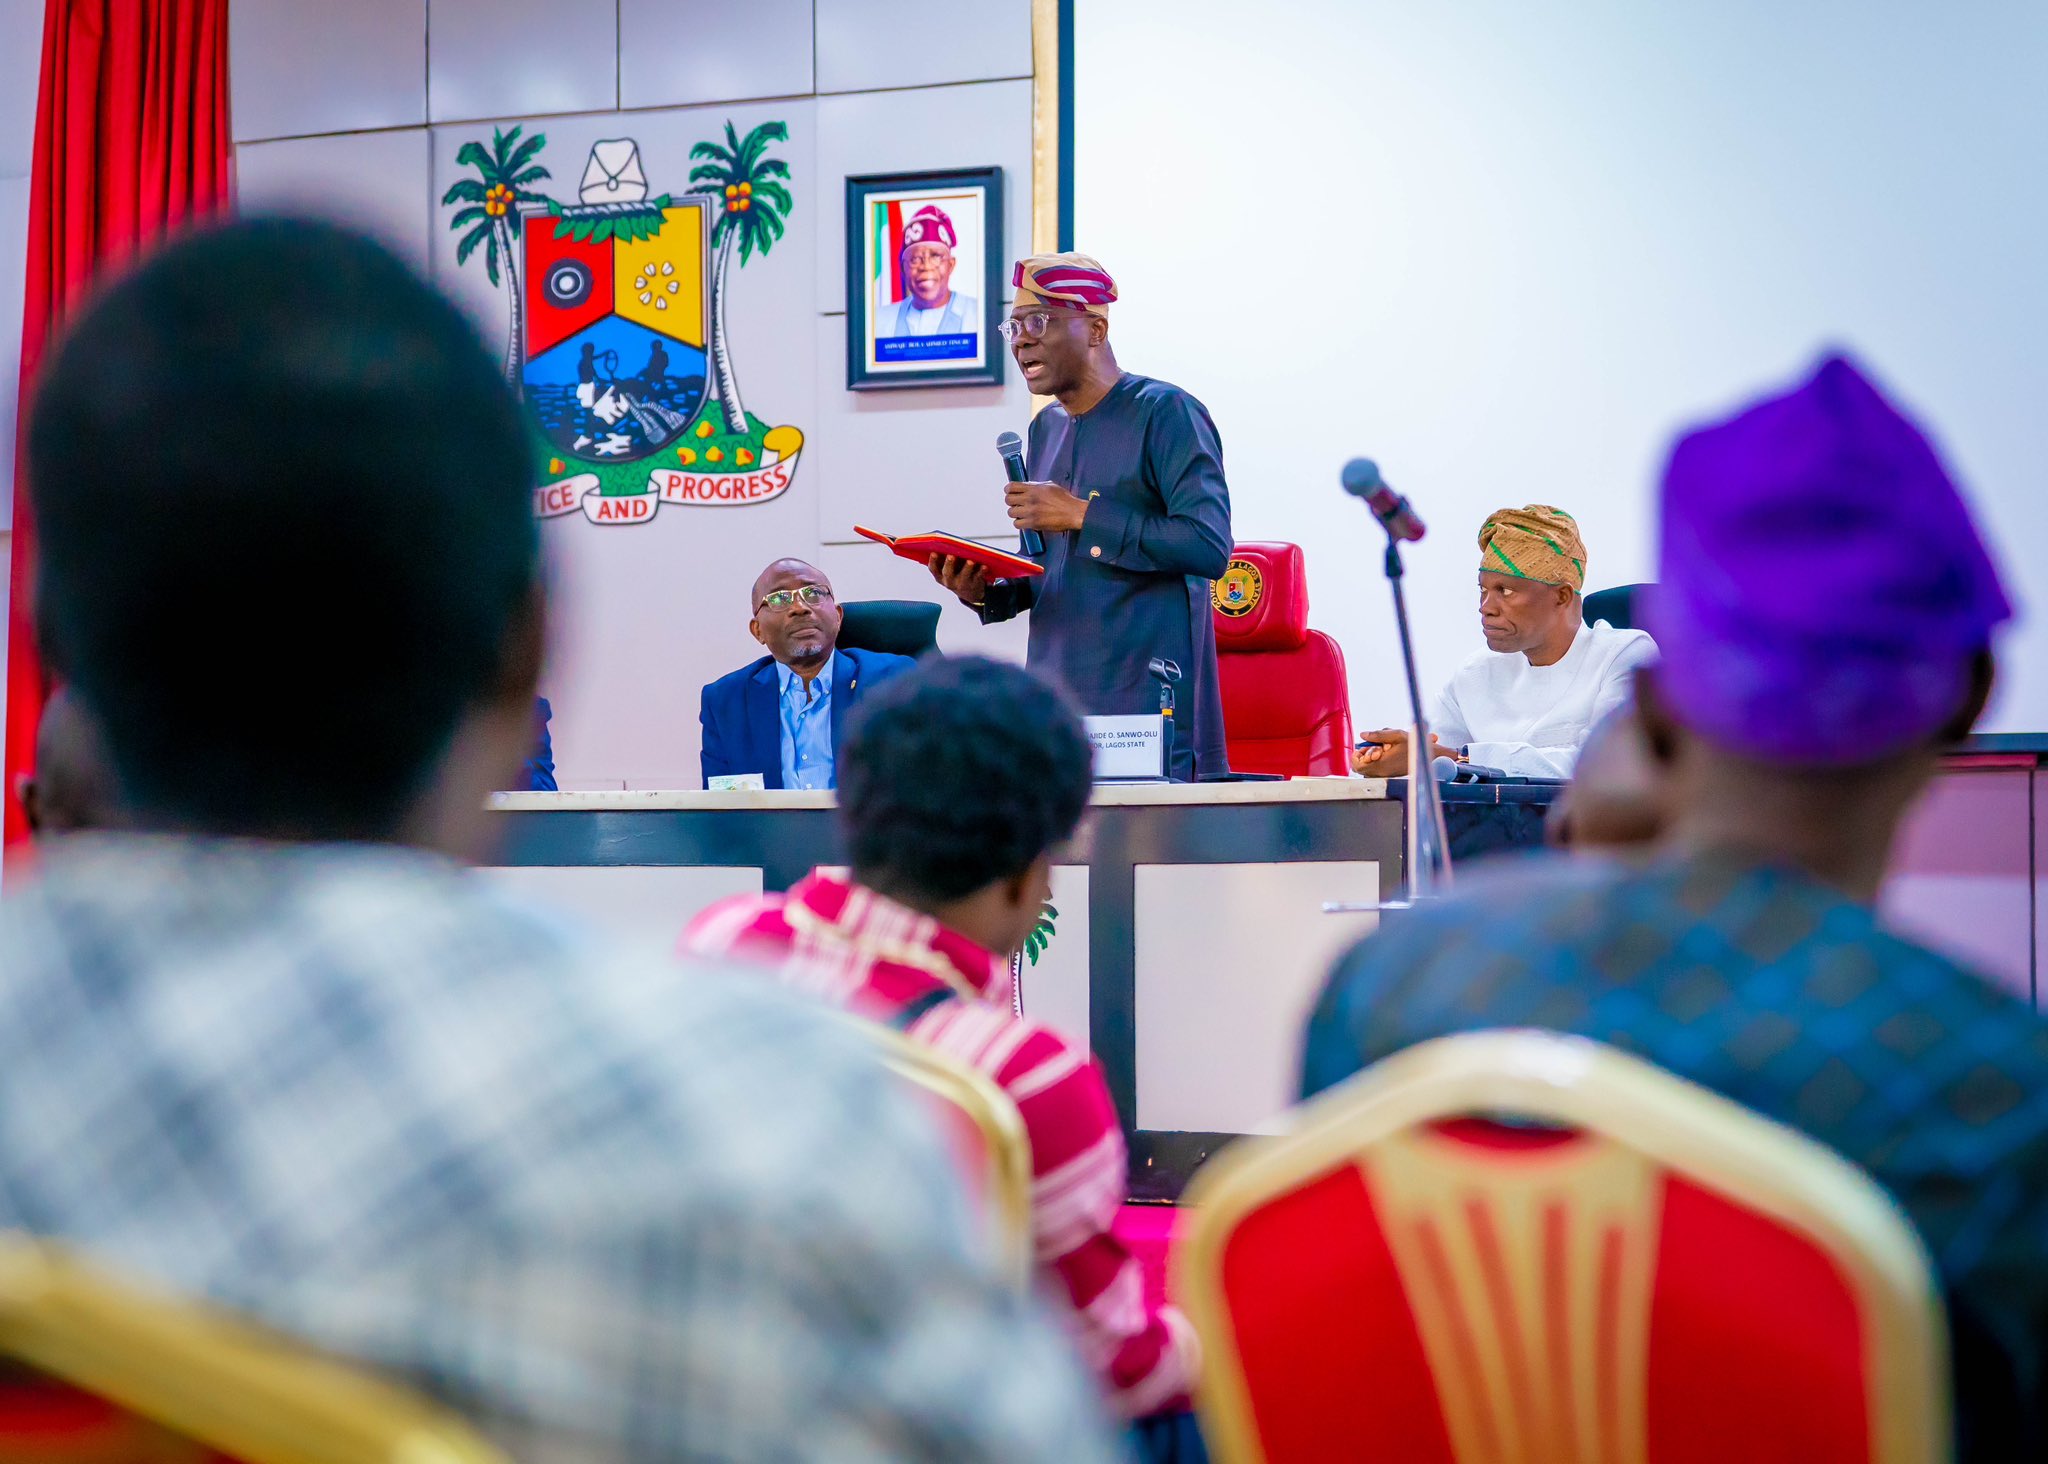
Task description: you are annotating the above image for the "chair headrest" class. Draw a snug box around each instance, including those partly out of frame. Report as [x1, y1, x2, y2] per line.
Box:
[1582, 583, 1648, 632]
[1213, 542, 1309, 651]
[838, 599, 942, 658]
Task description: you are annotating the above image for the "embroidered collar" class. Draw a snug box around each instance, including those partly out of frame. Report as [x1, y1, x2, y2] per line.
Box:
[784, 871, 1011, 1007]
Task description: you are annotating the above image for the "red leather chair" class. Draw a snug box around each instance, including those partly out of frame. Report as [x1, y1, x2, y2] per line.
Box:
[0, 1236, 508, 1464]
[1212, 543, 1353, 776]
[1175, 1031, 1948, 1464]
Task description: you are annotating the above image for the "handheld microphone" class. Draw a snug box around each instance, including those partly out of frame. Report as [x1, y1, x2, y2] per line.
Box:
[996, 430, 1043, 558]
[1340, 458, 1427, 544]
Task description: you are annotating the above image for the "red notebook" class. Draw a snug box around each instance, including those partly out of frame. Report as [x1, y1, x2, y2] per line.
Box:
[854, 525, 1045, 579]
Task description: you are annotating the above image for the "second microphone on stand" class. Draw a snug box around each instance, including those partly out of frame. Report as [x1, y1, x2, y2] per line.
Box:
[996, 430, 1044, 558]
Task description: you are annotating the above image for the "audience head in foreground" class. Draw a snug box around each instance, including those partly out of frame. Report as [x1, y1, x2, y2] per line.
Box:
[686, 656, 1205, 1431]
[18, 687, 120, 838]
[1642, 352, 2010, 896]
[31, 218, 541, 855]
[1305, 352, 2039, 1461]
[841, 655, 1093, 956]
[1545, 702, 1665, 854]
[2, 219, 1119, 1464]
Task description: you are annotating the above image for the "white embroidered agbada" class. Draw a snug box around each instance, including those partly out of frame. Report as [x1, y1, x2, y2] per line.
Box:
[1433, 619, 1657, 778]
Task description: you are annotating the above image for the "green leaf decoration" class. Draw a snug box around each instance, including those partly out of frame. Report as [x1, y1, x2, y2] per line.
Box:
[455, 218, 492, 265]
[571, 217, 596, 242]
[1023, 896, 1058, 964]
[506, 129, 545, 173]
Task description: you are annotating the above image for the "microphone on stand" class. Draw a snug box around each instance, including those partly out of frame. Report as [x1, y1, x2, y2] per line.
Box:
[1148, 657, 1183, 781]
[1339, 454, 1452, 902]
[996, 431, 1043, 558]
[1341, 458, 1427, 544]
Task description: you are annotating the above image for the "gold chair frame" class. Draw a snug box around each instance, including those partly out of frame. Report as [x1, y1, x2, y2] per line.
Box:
[0, 1236, 508, 1464]
[1176, 1029, 1949, 1464]
[864, 1022, 1036, 1290]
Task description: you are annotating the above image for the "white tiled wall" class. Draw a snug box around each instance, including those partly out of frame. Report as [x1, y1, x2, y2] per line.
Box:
[816, 0, 1032, 94]
[0, 0, 41, 176]
[429, 0, 618, 125]
[812, 79, 1031, 313]
[217, 0, 1037, 789]
[0, 0, 42, 533]
[230, 0, 428, 142]
[618, 0, 816, 111]
[0, 174, 28, 530]
[236, 129, 435, 272]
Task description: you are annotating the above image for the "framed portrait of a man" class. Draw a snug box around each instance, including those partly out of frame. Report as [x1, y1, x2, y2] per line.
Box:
[845, 166, 1004, 390]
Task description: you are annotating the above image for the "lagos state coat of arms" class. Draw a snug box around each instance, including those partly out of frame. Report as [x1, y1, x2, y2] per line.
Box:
[442, 122, 802, 524]
[1213, 558, 1264, 617]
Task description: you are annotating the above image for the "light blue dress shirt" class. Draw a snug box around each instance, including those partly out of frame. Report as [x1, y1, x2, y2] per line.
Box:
[777, 657, 835, 790]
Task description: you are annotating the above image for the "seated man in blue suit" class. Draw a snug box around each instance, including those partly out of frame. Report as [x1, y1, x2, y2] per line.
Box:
[523, 696, 557, 791]
[701, 559, 916, 789]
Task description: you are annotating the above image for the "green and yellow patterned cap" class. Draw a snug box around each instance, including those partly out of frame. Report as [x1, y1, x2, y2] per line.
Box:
[1478, 504, 1586, 591]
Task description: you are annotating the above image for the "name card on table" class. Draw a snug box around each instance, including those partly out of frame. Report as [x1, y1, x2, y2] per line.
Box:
[1086, 715, 1169, 782]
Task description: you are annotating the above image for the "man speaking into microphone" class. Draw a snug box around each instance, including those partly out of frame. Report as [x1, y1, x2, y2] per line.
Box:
[928, 253, 1234, 781]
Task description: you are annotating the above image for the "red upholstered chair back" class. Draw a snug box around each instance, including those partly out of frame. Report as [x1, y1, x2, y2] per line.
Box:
[1212, 543, 1353, 776]
[1176, 1031, 1948, 1464]
[0, 1238, 510, 1464]
[0, 1374, 242, 1462]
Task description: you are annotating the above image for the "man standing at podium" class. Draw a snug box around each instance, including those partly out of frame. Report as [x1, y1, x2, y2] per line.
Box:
[929, 254, 1234, 781]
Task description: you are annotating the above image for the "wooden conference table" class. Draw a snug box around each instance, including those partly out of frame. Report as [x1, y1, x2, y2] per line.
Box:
[484, 779, 1402, 1198]
[482, 743, 2048, 1197]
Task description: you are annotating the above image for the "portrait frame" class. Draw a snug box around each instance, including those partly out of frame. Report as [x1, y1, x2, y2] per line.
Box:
[845, 166, 1006, 390]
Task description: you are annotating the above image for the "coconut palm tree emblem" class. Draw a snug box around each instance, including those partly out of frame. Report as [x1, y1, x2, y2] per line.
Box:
[689, 121, 793, 435]
[442, 125, 551, 384]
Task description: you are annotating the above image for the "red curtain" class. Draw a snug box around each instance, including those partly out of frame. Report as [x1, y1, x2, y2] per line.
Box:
[2, 0, 232, 850]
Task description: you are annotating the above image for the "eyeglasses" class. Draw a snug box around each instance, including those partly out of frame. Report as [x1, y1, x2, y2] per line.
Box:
[997, 311, 1078, 343]
[757, 584, 833, 613]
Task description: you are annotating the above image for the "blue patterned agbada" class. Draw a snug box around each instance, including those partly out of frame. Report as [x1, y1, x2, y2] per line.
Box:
[979, 373, 1234, 781]
[1302, 853, 2048, 1461]
[1304, 354, 2034, 1461]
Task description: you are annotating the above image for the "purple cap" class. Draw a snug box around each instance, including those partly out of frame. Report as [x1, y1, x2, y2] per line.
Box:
[1649, 353, 2013, 766]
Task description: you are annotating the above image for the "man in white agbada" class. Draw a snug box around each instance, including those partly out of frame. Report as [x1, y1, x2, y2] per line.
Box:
[1353, 504, 1657, 779]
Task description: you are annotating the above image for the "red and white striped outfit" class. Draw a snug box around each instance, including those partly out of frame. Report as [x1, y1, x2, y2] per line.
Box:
[683, 872, 1197, 1419]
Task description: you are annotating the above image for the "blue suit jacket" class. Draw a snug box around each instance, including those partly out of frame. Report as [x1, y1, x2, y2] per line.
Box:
[699, 648, 916, 789]
[523, 697, 557, 791]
